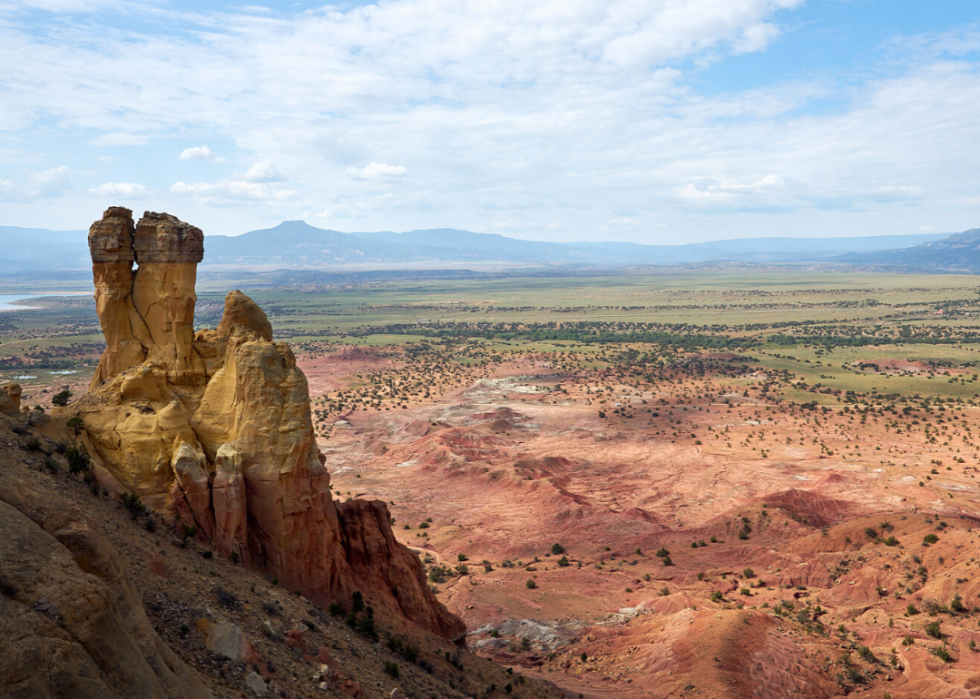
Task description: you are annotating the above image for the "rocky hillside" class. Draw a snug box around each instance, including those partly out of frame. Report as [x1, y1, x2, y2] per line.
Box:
[0, 391, 562, 699]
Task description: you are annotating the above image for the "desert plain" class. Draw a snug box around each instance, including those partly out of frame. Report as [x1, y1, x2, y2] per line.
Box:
[6, 269, 980, 698]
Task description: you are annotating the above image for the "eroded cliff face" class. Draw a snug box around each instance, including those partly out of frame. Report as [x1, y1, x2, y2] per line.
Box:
[75, 207, 463, 640]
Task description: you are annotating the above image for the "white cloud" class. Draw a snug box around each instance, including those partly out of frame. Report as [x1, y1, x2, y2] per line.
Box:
[89, 132, 149, 146]
[30, 166, 70, 198]
[873, 185, 924, 200]
[2, 2, 980, 239]
[344, 163, 408, 181]
[171, 179, 292, 206]
[179, 146, 228, 164]
[243, 161, 281, 182]
[0, 179, 19, 202]
[674, 175, 785, 208]
[5, 0, 119, 10]
[91, 181, 148, 198]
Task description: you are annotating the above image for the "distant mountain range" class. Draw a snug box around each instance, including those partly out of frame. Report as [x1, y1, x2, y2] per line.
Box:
[837, 228, 980, 272]
[0, 219, 970, 272]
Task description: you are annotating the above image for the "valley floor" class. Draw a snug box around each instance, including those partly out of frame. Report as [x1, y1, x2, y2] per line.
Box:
[307, 350, 980, 699]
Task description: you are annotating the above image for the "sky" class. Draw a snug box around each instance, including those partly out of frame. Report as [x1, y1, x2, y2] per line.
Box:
[1, 0, 979, 243]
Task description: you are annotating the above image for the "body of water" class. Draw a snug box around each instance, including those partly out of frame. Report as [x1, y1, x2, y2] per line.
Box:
[0, 294, 44, 311]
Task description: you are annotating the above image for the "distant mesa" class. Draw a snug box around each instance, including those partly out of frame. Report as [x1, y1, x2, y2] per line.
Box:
[72, 206, 464, 639]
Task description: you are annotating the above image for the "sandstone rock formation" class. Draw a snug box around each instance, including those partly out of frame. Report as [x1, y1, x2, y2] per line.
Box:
[74, 208, 463, 639]
[1, 382, 21, 416]
[0, 465, 212, 699]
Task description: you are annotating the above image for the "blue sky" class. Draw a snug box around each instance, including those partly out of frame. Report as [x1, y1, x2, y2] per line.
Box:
[1, 0, 979, 243]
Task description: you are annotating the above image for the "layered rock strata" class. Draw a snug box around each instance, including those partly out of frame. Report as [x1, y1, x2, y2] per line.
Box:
[74, 208, 463, 639]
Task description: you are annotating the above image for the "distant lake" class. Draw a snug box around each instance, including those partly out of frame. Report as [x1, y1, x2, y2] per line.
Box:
[0, 294, 45, 311]
[0, 292, 75, 311]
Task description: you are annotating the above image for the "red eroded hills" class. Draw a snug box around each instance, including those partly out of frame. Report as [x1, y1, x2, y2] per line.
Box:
[302, 346, 980, 699]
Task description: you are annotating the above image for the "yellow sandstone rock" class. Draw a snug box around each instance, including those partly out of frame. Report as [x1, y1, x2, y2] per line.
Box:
[74, 208, 463, 639]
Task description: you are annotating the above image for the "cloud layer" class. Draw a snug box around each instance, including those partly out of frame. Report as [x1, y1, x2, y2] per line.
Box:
[0, 1, 977, 240]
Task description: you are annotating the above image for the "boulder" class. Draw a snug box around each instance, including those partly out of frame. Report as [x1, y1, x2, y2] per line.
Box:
[245, 671, 267, 696]
[206, 622, 253, 663]
[0, 382, 21, 416]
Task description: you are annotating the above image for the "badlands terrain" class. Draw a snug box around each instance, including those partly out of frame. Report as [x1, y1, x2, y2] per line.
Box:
[5, 245, 980, 697]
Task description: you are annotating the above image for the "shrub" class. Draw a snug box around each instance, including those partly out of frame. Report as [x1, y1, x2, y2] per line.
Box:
[121, 491, 148, 518]
[551, 543, 565, 555]
[66, 416, 84, 436]
[743, 567, 755, 579]
[923, 533, 939, 545]
[351, 591, 365, 614]
[557, 556, 569, 567]
[51, 389, 72, 407]
[662, 556, 673, 566]
[933, 645, 952, 662]
[526, 579, 537, 589]
[356, 611, 377, 639]
[0, 576, 19, 597]
[65, 445, 91, 474]
[25, 437, 41, 451]
[906, 603, 919, 615]
[383, 661, 399, 678]
[328, 602, 343, 616]
[925, 621, 942, 639]
[215, 586, 238, 609]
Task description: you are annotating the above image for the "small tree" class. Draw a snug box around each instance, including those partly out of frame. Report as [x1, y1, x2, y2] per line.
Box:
[51, 389, 72, 407]
[121, 491, 148, 518]
[65, 445, 91, 474]
[66, 416, 84, 437]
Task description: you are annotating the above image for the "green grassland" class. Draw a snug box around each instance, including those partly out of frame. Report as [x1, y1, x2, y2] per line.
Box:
[4, 270, 980, 404]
